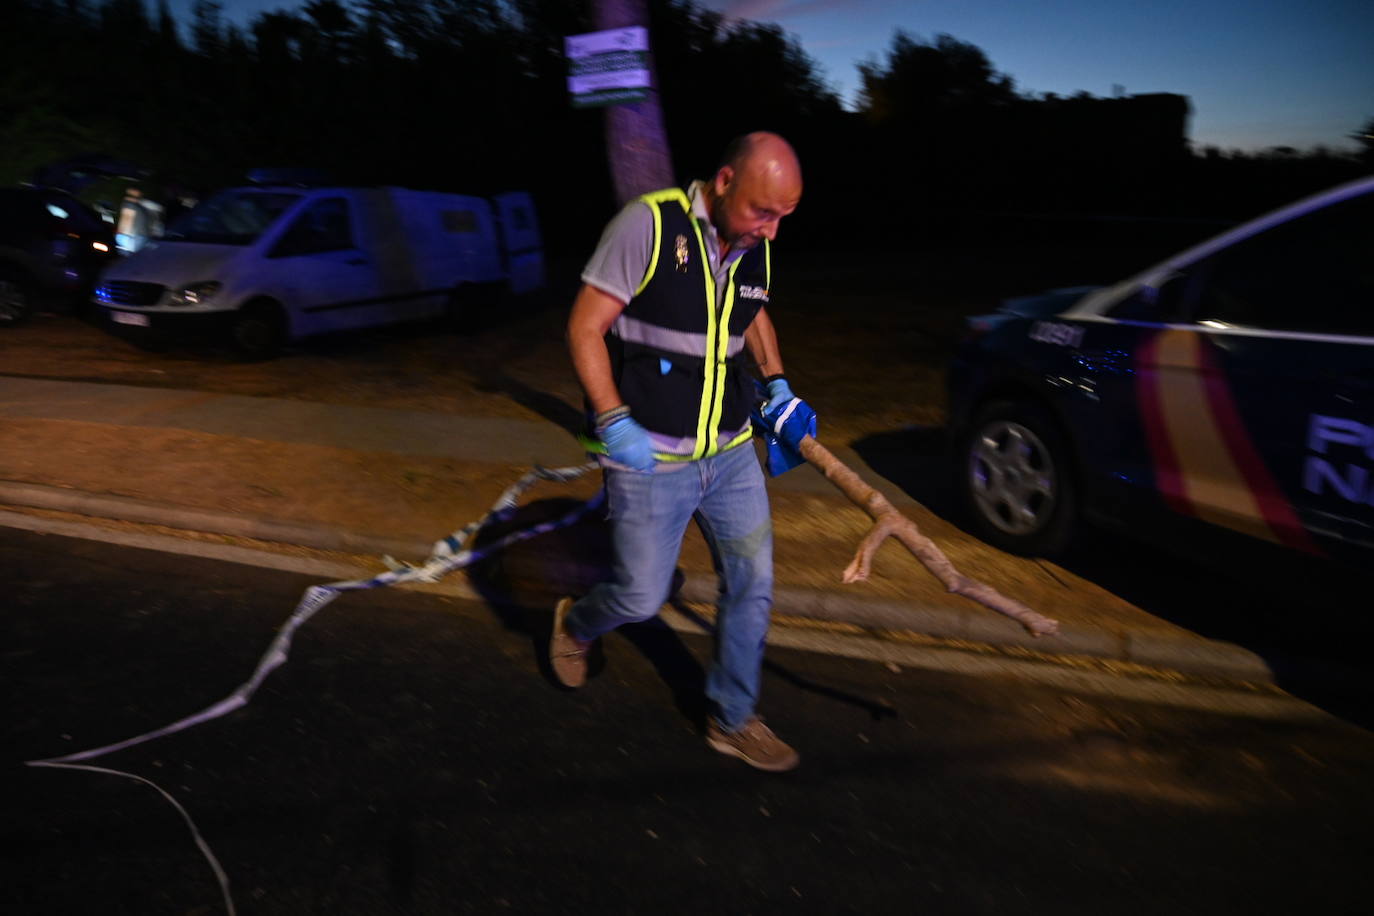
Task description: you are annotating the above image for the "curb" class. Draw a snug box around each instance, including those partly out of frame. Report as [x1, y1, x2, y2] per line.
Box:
[0, 479, 1274, 682]
[674, 571, 1272, 681]
[0, 480, 429, 560]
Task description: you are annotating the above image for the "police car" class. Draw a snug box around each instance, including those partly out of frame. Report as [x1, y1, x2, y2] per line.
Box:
[947, 175, 1374, 568]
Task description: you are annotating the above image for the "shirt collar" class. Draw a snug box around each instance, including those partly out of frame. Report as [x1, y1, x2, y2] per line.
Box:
[687, 179, 740, 268]
[686, 180, 713, 232]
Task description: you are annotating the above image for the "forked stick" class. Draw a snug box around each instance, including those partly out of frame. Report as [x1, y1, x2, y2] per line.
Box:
[796, 436, 1059, 637]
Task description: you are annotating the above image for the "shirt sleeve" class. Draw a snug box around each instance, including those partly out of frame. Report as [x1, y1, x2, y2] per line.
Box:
[580, 200, 655, 306]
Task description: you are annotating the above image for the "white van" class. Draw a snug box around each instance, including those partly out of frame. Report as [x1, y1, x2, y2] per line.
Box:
[93, 181, 544, 357]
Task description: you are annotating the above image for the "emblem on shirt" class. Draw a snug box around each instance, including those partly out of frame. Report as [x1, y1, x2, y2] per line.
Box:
[738, 284, 770, 302]
[674, 234, 690, 272]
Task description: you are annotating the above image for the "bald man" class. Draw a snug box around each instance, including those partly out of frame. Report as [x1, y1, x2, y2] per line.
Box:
[552, 133, 809, 772]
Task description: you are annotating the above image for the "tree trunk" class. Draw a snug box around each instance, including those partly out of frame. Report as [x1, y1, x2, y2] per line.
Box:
[592, 0, 675, 205]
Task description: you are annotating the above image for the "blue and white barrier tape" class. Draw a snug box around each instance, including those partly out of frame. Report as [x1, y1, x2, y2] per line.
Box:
[24, 462, 601, 916]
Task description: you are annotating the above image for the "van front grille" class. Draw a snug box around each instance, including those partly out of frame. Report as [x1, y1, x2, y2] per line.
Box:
[98, 280, 164, 306]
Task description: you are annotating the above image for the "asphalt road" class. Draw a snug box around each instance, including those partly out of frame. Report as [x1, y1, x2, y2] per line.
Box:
[4, 524, 1374, 916]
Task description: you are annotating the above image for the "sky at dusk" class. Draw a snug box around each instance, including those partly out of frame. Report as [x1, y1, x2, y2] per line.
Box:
[185, 0, 1374, 153]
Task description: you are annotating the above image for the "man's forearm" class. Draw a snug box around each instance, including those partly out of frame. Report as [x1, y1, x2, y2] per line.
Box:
[569, 326, 623, 415]
[745, 307, 785, 378]
[567, 284, 630, 416]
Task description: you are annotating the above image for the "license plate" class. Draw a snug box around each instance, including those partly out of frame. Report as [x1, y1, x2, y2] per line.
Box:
[110, 310, 150, 327]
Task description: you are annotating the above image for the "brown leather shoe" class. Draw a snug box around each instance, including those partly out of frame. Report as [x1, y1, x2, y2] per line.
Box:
[706, 717, 800, 772]
[550, 597, 591, 688]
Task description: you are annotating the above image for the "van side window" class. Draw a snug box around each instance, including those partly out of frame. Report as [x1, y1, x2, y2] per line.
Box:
[270, 197, 353, 257]
[1191, 191, 1374, 337]
[441, 209, 477, 233]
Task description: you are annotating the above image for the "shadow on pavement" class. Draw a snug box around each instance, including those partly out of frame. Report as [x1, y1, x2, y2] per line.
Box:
[1060, 531, 1374, 731]
[472, 371, 583, 436]
[853, 422, 1374, 730]
[462, 496, 910, 730]
[616, 614, 710, 728]
[850, 424, 957, 519]
[665, 596, 903, 725]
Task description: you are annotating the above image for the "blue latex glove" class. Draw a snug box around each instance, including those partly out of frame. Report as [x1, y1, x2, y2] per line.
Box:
[765, 377, 795, 412]
[601, 415, 656, 471]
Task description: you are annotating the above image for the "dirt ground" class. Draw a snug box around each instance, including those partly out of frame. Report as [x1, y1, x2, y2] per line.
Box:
[0, 243, 1152, 536]
[0, 249, 1009, 445]
[0, 240, 1221, 643]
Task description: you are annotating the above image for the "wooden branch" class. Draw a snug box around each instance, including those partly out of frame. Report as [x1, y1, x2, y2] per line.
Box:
[796, 436, 1059, 637]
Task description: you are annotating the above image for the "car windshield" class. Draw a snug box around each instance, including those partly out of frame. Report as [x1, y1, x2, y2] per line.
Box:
[41, 192, 107, 232]
[163, 190, 302, 245]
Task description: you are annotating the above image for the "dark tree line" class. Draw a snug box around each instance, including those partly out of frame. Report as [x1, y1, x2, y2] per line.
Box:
[0, 0, 852, 247]
[2, 0, 1368, 253]
[853, 30, 1368, 230]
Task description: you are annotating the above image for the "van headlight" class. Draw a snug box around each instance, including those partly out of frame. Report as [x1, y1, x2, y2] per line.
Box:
[169, 281, 221, 307]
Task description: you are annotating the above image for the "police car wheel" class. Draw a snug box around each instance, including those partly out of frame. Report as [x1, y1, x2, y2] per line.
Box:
[960, 399, 1077, 557]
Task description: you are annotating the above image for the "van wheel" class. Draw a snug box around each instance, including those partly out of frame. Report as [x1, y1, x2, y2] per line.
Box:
[956, 399, 1078, 557]
[0, 270, 35, 327]
[231, 301, 285, 360]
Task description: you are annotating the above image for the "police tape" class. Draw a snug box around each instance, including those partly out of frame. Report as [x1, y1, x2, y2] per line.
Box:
[23, 462, 602, 916]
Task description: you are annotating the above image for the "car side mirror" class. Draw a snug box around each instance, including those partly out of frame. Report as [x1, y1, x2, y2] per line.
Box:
[1152, 272, 1188, 320]
[1110, 272, 1189, 323]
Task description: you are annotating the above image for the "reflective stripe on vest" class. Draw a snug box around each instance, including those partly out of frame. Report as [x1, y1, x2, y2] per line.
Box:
[611, 314, 748, 358]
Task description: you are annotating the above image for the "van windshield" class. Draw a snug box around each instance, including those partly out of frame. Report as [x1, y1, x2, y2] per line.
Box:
[163, 190, 302, 245]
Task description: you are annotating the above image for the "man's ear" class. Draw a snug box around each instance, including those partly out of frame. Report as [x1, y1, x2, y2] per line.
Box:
[713, 165, 734, 196]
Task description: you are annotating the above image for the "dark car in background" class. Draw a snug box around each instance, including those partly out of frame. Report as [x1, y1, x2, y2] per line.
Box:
[947, 175, 1374, 569]
[0, 187, 118, 326]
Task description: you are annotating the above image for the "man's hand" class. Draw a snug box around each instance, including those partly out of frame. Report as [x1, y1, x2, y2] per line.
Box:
[601, 416, 656, 471]
[753, 378, 817, 476]
[764, 376, 795, 412]
[760, 394, 817, 453]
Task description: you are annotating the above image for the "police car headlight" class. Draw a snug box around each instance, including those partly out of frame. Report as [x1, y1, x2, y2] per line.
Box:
[169, 281, 221, 307]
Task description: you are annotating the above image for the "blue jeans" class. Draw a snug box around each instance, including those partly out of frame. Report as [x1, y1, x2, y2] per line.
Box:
[566, 443, 774, 731]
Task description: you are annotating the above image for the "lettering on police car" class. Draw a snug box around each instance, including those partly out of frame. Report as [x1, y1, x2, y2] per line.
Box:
[1304, 414, 1374, 505]
[737, 284, 769, 302]
[1029, 321, 1084, 348]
